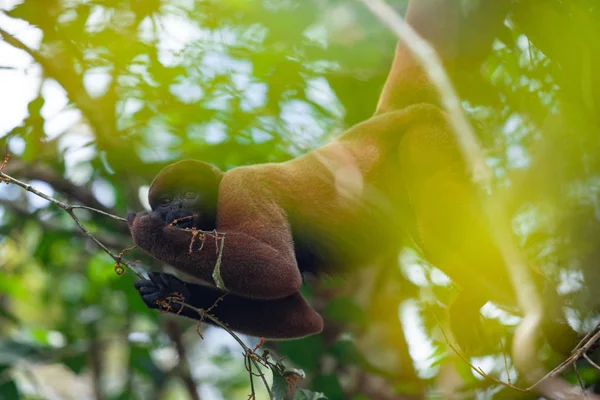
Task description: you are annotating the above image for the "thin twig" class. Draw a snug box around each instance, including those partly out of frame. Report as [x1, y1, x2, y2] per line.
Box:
[1, 156, 275, 396]
[0, 158, 143, 278]
[584, 354, 600, 371]
[573, 362, 588, 400]
[499, 339, 512, 385]
[175, 300, 273, 398]
[70, 205, 126, 222]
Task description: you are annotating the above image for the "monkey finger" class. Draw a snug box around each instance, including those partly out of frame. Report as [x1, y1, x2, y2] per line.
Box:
[142, 292, 167, 304]
[165, 275, 190, 298]
[134, 279, 155, 289]
[148, 272, 167, 291]
[157, 273, 173, 289]
[138, 286, 160, 295]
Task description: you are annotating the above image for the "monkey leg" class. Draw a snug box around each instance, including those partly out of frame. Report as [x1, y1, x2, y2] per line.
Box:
[135, 272, 323, 339]
[399, 115, 582, 356]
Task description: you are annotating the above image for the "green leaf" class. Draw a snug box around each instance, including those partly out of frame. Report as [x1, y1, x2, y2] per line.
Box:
[212, 235, 227, 290]
[278, 335, 323, 371]
[0, 379, 19, 400]
[271, 367, 293, 400]
[62, 353, 87, 374]
[312, 375, 344, 400]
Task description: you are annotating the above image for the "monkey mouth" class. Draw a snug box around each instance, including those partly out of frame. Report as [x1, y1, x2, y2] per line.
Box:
[167, 211, 199, 229]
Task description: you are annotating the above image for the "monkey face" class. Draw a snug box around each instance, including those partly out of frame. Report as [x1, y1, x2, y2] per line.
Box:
[153, 189, 214, 230]
[148, 160, 224, 231]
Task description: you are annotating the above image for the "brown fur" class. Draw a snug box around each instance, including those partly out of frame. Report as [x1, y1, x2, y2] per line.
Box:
[128, 0, 579, 351]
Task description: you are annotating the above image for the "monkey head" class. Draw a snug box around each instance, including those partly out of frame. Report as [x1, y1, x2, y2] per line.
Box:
[148, 160, 224, 230]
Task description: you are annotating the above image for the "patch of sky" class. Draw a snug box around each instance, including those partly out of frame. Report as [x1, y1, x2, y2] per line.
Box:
[118, 97, 144, 119]
[186, 121, 228, 144]
[143, 118, 182, 147]
[281, 100, 325, 148]
[557, 268, 584, 296]
[85, 5, 112, 33]
[204, 121, 227, 144]
[240, 82, 267, 111]
[250, 127, 272, 143]
[83, 67, 113, 98]
[0, 183, 21, 201]
[127, 59, 159, 88]
[303, 24, 328, 48]
[502, 113, 531, 168]
[7, 137, 25, 155]
[202, 51, 251, 80]
[138, 186, 150, 211]
[170, 77, 204, 103]
[506, 144, 529, 169]
[58, 129, 96, 185]
[137, 16, 156, 43]
[0, 14, 42, 136]
[45, 108, 83, 140]
[25, 180, 54, 211]
[3, 0, 24, 10]
[155, 14, 205, 66]
[400, 300, 437, 379]
[305, 77, 344, 119]
[41, 79, 69, 134]
[91, 179, 116, 208]
[399, 248, 451, 286]
[57, 8, 77, 24]
[138, 119, 182, 162]
[480, 303, 521, 326]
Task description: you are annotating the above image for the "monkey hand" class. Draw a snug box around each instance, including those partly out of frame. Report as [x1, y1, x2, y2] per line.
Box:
[127, 211, 189, 252]
[134, 272, 192, 313]
[127, 211, 165, 230]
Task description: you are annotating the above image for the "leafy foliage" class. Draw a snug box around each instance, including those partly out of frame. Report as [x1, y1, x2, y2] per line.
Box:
[1, 0, 600, 398]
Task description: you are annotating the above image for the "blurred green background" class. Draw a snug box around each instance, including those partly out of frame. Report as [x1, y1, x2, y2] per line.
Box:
[2, 0, 600, 399]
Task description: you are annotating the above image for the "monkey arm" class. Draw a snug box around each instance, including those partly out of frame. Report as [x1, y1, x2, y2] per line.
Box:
[135, 272, 323, 339]
[376, 0, 510, 114]
[128, 189, 302, 301]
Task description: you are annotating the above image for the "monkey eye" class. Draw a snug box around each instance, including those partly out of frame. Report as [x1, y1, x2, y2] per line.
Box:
[160, 197, 172, 205]
[183, 191, 197, 199]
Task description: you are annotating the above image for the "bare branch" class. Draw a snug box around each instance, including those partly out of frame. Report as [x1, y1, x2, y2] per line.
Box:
[3, 159, 125, 225]
[0, 156, 143, 278]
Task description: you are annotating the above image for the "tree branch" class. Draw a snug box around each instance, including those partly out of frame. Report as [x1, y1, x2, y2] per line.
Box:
[0, 158, 143, 278]
[2, 158, 129, 233]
